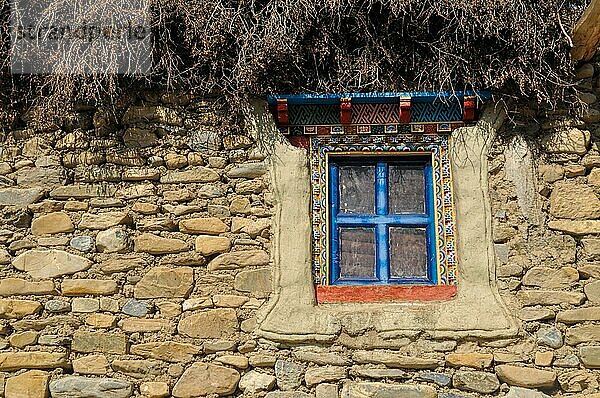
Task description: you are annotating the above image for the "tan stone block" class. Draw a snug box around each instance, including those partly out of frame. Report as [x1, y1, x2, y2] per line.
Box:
[120, 318, 174, 333]
[229, 197, 251, 214]
[534, 351, 553, 366]
[542, 128, 590, 155]
[557, 307, 600, 323]
[215, 354, 249, 369]
[549, 220, 600, 235]
[11, 316, 80, 332]
[61, 279, 118, 296]
[140, 381, 169, 398]
[566, 324, 600, 345]
[589, 168, 600, 186]
[179, 217, 228, 234]
[194, 235, 231, 256]
[31, 212, 74, 235]
[71, 331, 127, 354]
[208, 250, 270, 271]
[72, 354, 110, 375]
[85, 313, 117, 328]
[12, 250, 92, 279]
[133, 233, 189, 254]
[172, 362, 240, 398]
[9, 330, 39, 348]
[132, 202, 160, 215]
[585, 280, 600, 303]
[305, 366, 347, 387]
[5, 370, 49, 398]
[162, 189, 194, 202]
[155, 301, 182, 318]
[522, 266, 579, 289]
[130, 341, 201, 363]
[495, 365, 556, 388]
[579, 346, 600, 368]
[0, 352, 68, 371]
[100, 255, 146, 274]
[212, 294, 248, 308]
[134, 267, 193, 299]
[550, 182, 600, 220]
[0, 299, 42, 319]
[579, 264, 600, 278]
[111, 359, 162, 379]
[63, 200, 89, 211]
[122, 168, 160, 181]
[71, 298, 99, 313]
[234, 268, 271, 297]
[187, 153, 204, 166]
[178, 309, 238, 339]
[516, 290, 586, 306]
[352, 350, 440, 369]
[564, 164, 586, 177]
[79, 211, 133, 230]
[446, 352, 493, 369]
[165, 153, 188, 169]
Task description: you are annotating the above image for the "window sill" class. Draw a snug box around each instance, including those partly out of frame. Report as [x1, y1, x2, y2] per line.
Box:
[316, 285, 458, 303]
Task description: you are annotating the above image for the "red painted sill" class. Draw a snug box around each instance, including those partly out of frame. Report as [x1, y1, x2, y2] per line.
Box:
[316, 284, 457, 303]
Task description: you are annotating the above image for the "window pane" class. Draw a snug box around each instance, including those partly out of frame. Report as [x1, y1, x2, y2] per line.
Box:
[339, 227, 376, 279]
[339, 165, 375, 213]
[389, 165, 425, 214]
[389, 227, 428, 278]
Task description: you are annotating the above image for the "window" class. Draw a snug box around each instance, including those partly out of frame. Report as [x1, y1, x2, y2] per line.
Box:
[310, 135, 458, 302]
[329, 155, 437, 285]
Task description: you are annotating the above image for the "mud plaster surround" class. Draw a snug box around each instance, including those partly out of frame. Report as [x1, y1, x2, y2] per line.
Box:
[248, 101, 519, 343]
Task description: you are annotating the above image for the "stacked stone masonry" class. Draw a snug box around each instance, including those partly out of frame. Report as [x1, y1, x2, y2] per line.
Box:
[0, 59, 598, 397]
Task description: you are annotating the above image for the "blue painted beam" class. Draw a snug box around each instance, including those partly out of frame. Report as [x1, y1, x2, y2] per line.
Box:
[267, 91, 491, 105]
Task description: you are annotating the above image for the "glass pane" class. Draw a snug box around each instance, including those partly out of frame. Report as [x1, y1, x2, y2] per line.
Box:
[339, 165, 375, 213]
[389, 165, 425, 213]
[389, 227, 428, 278]
[339, 227, 376, 279]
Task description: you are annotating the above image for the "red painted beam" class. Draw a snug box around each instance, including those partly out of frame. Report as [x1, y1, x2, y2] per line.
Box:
[316, 284, 457, 303]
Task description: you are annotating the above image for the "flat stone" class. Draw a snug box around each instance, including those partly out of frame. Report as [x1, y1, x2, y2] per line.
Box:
[351, 366, 410, 380]
[165, 153, 188, 169]
[11, 315, 80, 331]
[115, 184, 156, 200]
[49, 376, 132, 398]
[417, 372, 452, 386]
[172, 362, 240, 397]
[0, 299, 41, 318]
[12, 249, 92, 279]
[446, 353, 493, 369]
[549, 220, 600, 235]
[140, 382, 169, 398]
[5, 370, 50, 398]
[226, 163, 267, 178]
[274, 359, 304, 390]
[37, 334, 70, 346]
[182, 297, 212, 311]
[340, 382, 437, 398]
[79, 212, 133, 230]
[203, 339, 237, 354]
[0, 351, 68, 370]
[133, 233, 189, 254]
[213, 294, 248, 308]
[132, 202, 160, 215]
[0, 187, 44, 206]
[576, 345, 600, 369]
[495, 365, 556, 388]
[72, 298, 101, 314]
[111, 359, 162, 379]
[85, 313, 117, 328]
[31, 212, 74, 235]
[518, 307, 555, 321]
[516, 290, 585, 305]
[100, 255, 146, 274]
[50, 185, 117, 199]
[160, 167, 219, 184]
[122, 299, 150, 317]
[522, 266, 578, 289]
[134, 267, 193, 299]
[558, 369, 598, 392]
[72, 331, 128, 354]
[239, 370, 276, 392]
[234, 268, 271, 296]
[178, 308, 238, 339]
[453, 371, 500, 394]
[223, 135, 253, 150]
[505, 387, 550, 398]
[557, 307, 600, 323]
[179, 217, 228, 234]
[61, 279, 117, 296]
[542, 128, 590, 155]
[208, 249, 270, 270]
[9, 330, 39, 348]
[305, 366, 347, 387]
[96, 228, 130, 253]
[579, 264, 600, 278]
[550, 182, 600, 219]
[72, 355, 111, 375]
[553, 354, 580, 367]
[194, 235, 231, 256]
[131, 341, 201, 363]
[585, 280, 600, 303]
[293, 351, 351, 366]
[215, 355, 249, 369]
[352, 350, 440, 369]
[120, 318, 174, 333]
[123, 105, 182, 126]
[566, 324, 600, 345]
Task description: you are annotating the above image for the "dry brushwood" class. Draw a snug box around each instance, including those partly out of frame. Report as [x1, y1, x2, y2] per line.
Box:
[0, 0, 591, 124]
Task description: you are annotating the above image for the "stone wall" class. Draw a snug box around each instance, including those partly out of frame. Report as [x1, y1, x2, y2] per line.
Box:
[0, 62, 598, 398]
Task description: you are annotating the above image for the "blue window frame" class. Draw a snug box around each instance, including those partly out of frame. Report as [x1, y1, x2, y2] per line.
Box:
[329, 155, 437, 285]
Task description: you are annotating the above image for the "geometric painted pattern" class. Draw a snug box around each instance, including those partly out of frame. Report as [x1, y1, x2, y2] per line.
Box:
[310, 134, 458, 287]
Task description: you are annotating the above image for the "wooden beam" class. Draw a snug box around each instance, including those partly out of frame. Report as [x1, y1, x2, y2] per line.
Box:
[572, 0, 600, 62]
